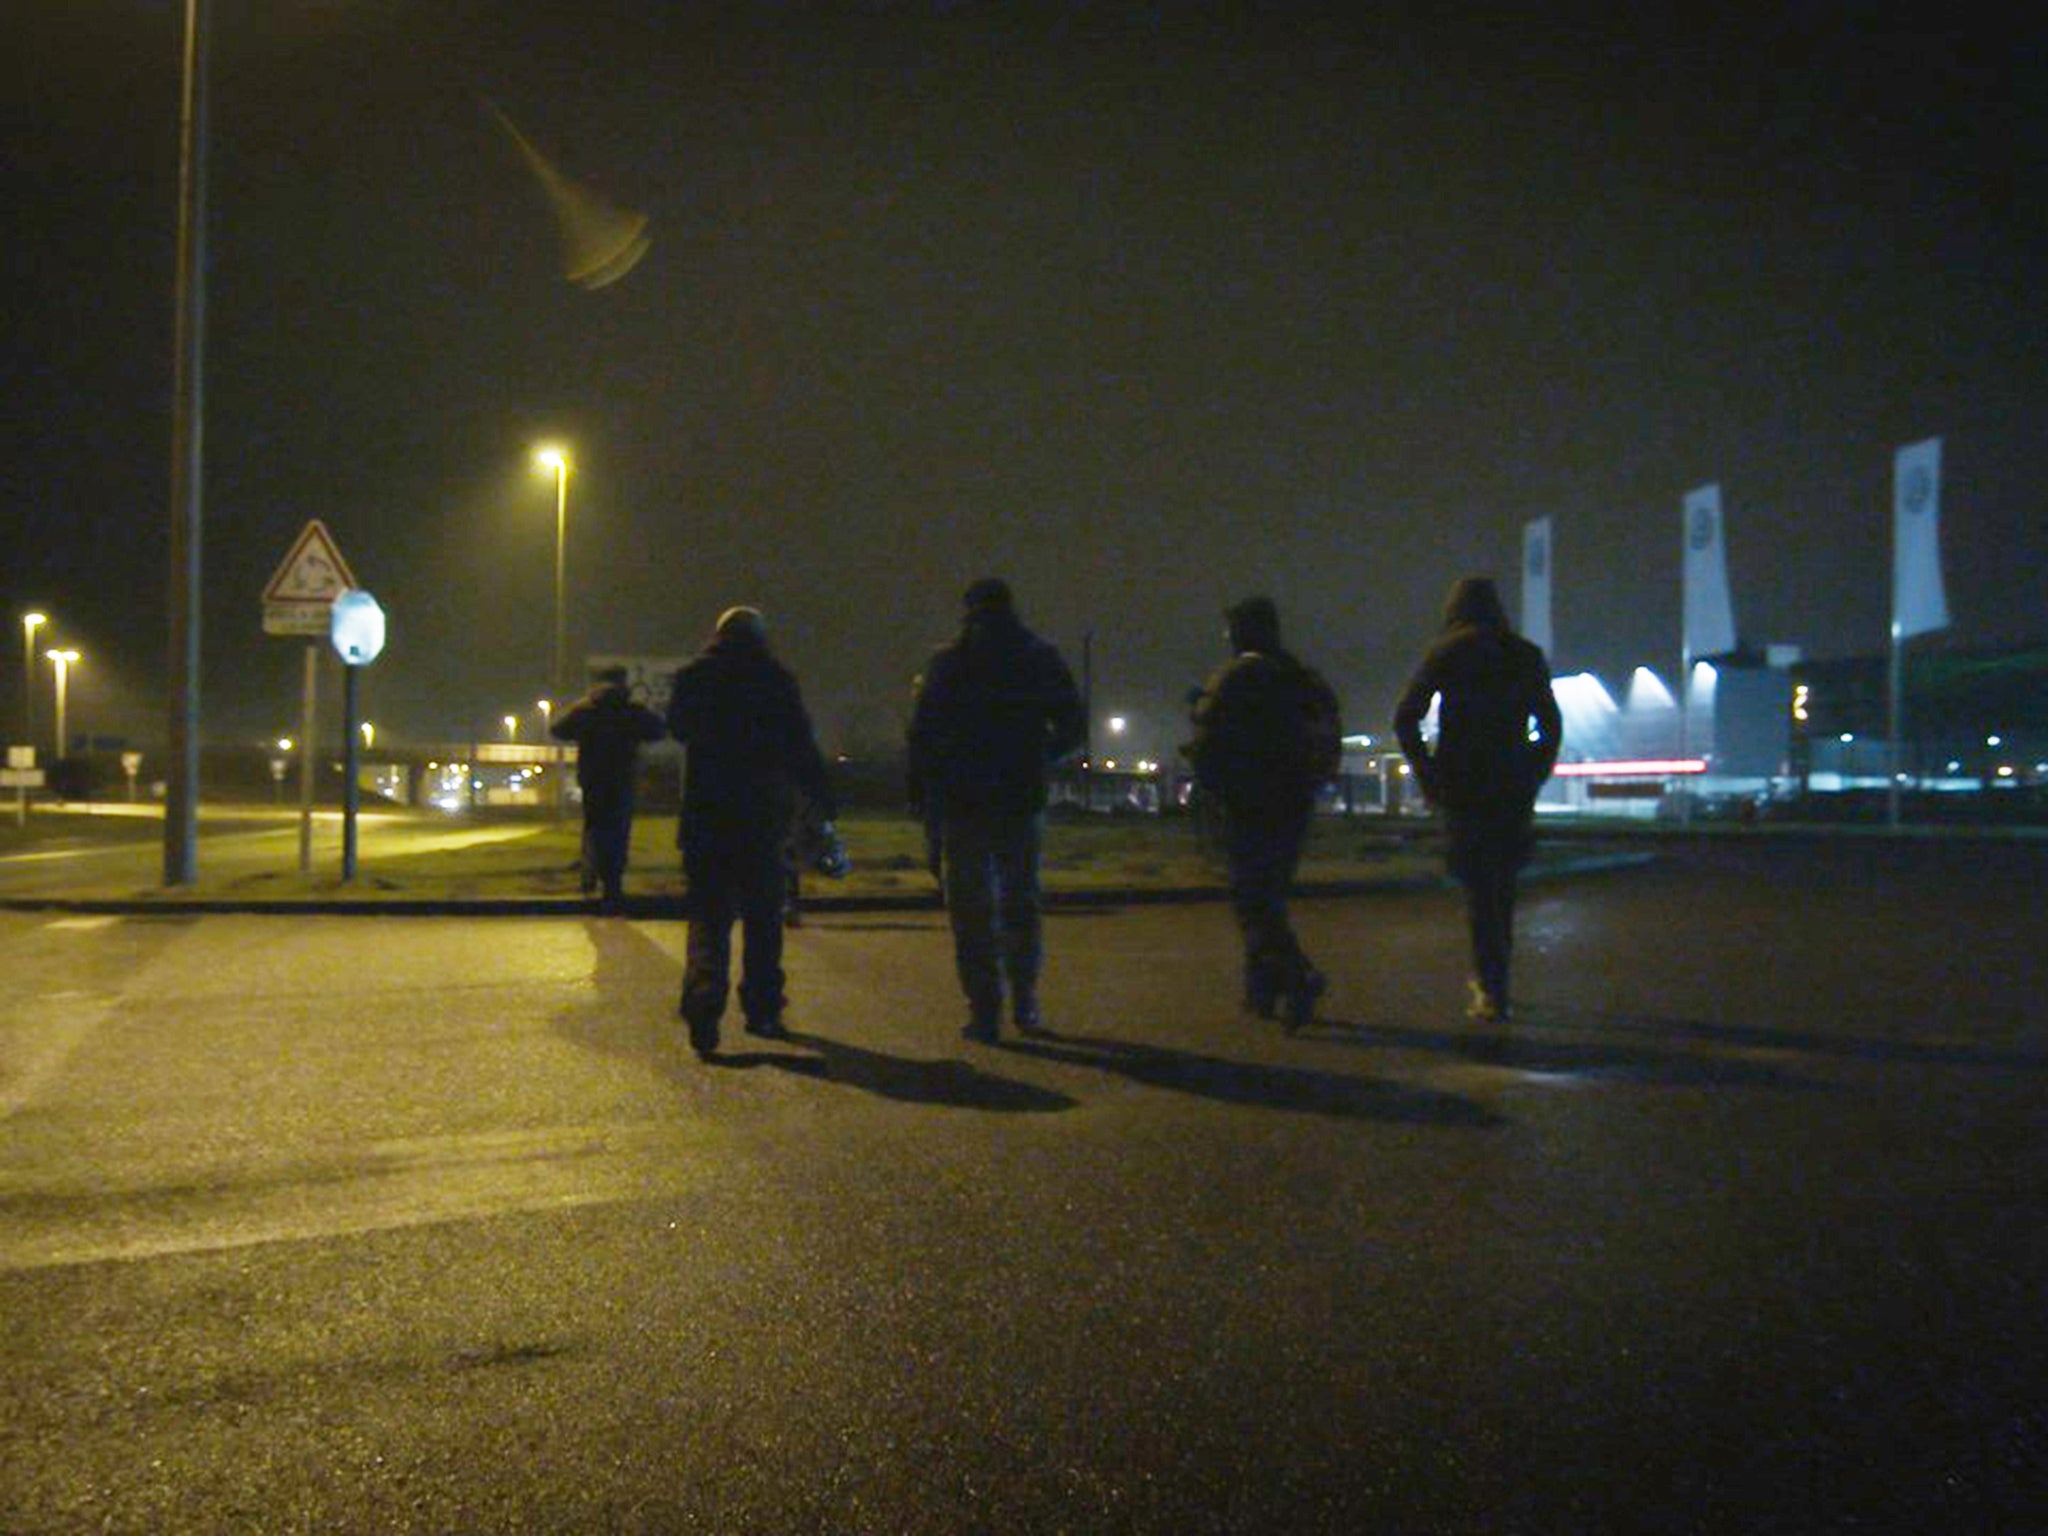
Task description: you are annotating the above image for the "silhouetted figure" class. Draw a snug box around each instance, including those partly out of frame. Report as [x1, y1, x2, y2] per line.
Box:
[1185, 596, 1343, 1030]
[908, 578, 1085, 1041]
[548, 665, 665, 909]
[668, 607, 835, 1057]
[1393, 576, 1562, 1025]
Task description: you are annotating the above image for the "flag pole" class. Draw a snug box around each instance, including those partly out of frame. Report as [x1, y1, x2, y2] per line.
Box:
[1886, 622, 1903, 829]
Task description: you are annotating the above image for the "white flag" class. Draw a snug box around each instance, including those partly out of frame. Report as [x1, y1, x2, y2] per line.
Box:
[1682, 483, 1736, 659]
[1892, 437, 1948, 639]
[1521, 516, 1553, 655]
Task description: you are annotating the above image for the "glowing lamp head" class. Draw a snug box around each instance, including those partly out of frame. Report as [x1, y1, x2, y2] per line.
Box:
[534, 447, 569, 473]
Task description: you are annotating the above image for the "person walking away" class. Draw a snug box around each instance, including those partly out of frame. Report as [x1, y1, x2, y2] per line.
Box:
[548, 665, 665, 910]
[667, 607, 836, 1057]
[908, 578, 1085, 1042]
[1184, 596, 1343, 1031]
[1393, 576, 1562, 1028]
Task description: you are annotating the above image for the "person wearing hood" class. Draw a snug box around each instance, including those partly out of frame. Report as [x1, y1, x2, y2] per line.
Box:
[667, 606, 836, 1057]
[908, 578, 1085, 1042]
[1185, 596, 1343, 1030]
[548, 664, 666, 909]
[1393, 576, 1562, 1028]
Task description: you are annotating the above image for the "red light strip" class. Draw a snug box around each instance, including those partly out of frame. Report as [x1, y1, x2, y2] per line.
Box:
[1553, 758, 1708, 777]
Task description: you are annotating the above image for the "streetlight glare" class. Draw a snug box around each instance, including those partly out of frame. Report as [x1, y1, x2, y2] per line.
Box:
[47, 649, 78, 665]
[23, 612, 47, 629]
[534, 446, 569, 472]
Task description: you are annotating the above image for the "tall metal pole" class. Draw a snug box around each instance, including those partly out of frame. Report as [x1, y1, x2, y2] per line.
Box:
[1886, 624, 1904, 829]
[163, 0, 210, 886]
[21, 615, 44, 750]
[52, 656, 70, 762]
[342, 663, 361, 880]
[553, 461, 568, 701]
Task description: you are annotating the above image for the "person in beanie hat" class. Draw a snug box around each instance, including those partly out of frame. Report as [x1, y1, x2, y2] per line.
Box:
[667, 605, 835, 1057]
[548, 665, 666, 909]
[1184, 596, 1342, 1030]
[1393, 576, 1562, 1032]
[908, 577, 1085, 1041]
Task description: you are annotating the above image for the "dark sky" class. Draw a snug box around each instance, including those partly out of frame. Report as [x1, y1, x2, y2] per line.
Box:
[5, 2, 2045, 760]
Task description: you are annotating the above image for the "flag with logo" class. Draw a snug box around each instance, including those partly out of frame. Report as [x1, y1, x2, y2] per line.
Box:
[1521, 516, 1553, 655]
[1682, 484, 1736, 659]
[1892, 437, 1948, 639]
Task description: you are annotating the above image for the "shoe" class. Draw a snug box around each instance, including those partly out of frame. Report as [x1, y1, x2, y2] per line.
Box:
[1465, 978, 1510, 1024]
[1282, 968, 1328, 1033]
[961, 1012, 1000, 1044]
[681, 1000, 720, 1058]
[745, 1016, 789, 1040]
[1013, 993, 1048, 1037]
[783, 905, 803, 929]
[1244, 990, 1279, 1022]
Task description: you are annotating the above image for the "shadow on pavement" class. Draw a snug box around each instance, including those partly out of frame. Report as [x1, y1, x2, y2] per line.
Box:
[776, 1031, 1079, 1114]
[1307, 1016, 1829, 1089]
[1522, 1007, 2048, 1071]
[554, 919, 1076, 1114]
[996, 1031, 1504, 1127]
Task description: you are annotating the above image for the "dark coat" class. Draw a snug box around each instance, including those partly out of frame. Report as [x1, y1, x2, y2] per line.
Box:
[667, 631, 834, 853]
[907, 610, 1085, 814]
[1393, 622, 1562, 817]
[1186, 647, 1342, 819]
[548, 683, 665, 818]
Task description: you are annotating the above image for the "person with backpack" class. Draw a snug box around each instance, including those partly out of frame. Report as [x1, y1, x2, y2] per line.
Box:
[1184, 596, 1343, 1031]
[1393, 575, 1562, 1028]
[908, 578, 1086, 1042]
[548, 665, 666, 910]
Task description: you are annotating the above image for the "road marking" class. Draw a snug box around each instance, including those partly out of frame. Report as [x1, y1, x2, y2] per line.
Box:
[0, 1121, 705, 1272]
[0, 990, 118, 1119]
[44, 916, 120, 931]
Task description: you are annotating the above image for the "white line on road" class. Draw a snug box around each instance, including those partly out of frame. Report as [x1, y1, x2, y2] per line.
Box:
[0, 989, 118, 1120]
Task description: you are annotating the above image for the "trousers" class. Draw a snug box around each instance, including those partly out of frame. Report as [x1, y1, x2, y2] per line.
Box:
[941, 805, 1044, 1020]
[681, 835, 786, 1033]
[1445, 807, 1533, 1006]
[1224, 806, 1313, 1007]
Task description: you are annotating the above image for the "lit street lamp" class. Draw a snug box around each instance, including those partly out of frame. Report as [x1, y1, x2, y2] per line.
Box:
[533, 447, 570, 701]
[20, 612, 46, 749]
[361, 720, 375, 750]
[46, 649, 79, 760]
[503, 714, 519, 742]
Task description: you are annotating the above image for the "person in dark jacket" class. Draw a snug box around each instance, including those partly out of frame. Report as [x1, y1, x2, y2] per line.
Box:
[1393, 576, 1562, 1027]
[548, 665, 665, 909]
[1184, 596, 1343, 1030]
[667, 606, 835, 1056]
[908, 578, 1085, 1041]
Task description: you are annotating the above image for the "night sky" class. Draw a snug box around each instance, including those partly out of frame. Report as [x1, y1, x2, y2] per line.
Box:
[5, 2, 2045, 762]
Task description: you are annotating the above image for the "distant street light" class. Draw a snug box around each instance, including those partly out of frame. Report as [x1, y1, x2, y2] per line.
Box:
[533, 446, 570, 702]
[46, 649, 79, 760]
[277, 737, 294, 753]
[1107, 715, 1128, 735]
[503, 714, 519, 741]
[361, 720, 375, 750]
[20, 612, 46, 749]
[537, 698, 552, 729]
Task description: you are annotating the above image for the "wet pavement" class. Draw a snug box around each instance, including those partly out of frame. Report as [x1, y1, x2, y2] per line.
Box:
[1, 841, 2042, 1532]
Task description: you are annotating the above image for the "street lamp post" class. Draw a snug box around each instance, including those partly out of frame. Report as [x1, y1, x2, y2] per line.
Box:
[20, 612, 45, 749]
[503, 714, 519, 742]
[47, 650, 79, 763]
[533, 447, 570, 701]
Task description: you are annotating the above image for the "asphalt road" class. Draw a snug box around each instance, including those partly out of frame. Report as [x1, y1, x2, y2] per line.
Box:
[2, 842, 2043, 1533]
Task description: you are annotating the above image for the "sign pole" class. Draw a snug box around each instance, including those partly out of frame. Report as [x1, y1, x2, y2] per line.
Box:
[298, 643, 317, 875]
[342, 661, 361, 880]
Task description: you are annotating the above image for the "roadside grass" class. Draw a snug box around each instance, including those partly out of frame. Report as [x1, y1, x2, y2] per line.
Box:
[253, 808, 1457, 901]
[3, 802, 1609, 904]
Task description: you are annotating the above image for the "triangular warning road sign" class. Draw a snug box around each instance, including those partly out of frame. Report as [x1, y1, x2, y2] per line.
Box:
[263, 520, 358, 605]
